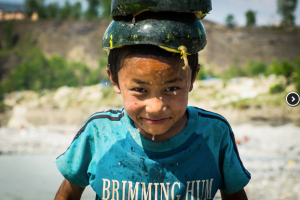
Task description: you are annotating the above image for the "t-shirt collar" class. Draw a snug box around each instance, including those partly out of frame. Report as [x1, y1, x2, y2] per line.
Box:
[122, 106, 199, 152]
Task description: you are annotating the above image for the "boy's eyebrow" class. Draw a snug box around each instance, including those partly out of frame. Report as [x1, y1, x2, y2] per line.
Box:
[132, 79, 150, 84]
[132, 77, 182, 84]
[164, 77, 182, 84]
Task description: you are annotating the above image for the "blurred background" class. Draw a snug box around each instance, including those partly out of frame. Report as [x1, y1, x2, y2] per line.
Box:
[0, 0, 300, 199]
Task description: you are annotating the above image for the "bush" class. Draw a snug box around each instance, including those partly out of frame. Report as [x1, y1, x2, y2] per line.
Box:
[224, 66, 247, 79]
[270, 59, 294, 84]
[247, 61, 268, 76]
[197, 67, 206, 80]
[0, 50, 107, 93]
[196, 63, 215, 80]
[293, 58, 300, 93]
[3, 21, 14, 49]
[269, 83, 286, 94]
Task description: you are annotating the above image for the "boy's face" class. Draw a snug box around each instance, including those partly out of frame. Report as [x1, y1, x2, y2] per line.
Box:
[108, 55, 199, 141]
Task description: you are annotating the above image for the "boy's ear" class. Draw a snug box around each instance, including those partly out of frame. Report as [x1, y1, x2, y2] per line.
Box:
[106, 66, 121, 94]
[189, 64, 201, 92]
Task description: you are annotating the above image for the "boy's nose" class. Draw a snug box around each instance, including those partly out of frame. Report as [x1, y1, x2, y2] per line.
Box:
[145, 97, 165, 115]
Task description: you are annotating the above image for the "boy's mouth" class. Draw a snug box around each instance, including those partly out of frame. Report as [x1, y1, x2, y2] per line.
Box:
[143, 118, 169, 125]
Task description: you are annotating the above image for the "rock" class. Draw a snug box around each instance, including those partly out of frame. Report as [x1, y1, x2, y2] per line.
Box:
[7, 105, 34, 128]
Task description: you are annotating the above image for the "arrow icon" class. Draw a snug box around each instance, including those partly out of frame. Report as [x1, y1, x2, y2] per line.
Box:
[292, 96, 295, 102]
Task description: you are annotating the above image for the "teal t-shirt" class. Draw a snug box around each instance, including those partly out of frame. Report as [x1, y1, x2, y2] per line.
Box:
[56, 106, 250, 199]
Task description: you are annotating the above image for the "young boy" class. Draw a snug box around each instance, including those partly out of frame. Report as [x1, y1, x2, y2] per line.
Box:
[55, 7, 250, 200]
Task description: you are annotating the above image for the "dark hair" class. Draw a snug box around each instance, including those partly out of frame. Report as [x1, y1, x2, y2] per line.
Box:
[108, 45, 198, 86]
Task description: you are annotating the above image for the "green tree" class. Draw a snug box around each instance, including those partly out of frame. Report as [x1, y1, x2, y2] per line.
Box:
[247, 61, 267, 76]
[100, 0, 111, 19]
[60, 1, 72, 19]
[225, 14, 236, 27]
[3, 21, 14, 49]
[245, 10, 256, 26]
[277, 0, 298, 26]
[72, 2, 82, 19]
[293, 58, 300, 93]
[47, 3, 59, 19]
[270, 59, 294, 85]
[25, 0, 47, 19]
[85, 0, 101, 19]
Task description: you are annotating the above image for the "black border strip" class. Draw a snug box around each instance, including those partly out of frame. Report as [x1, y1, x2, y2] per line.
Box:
[73, 113, 124, 141]
[90, 109, 123, 116]
[57, 112, 124, 159]
[196, 108, 251, 179]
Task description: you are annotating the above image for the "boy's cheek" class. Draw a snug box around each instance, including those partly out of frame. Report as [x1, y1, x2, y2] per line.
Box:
[123, 97, 141, 114]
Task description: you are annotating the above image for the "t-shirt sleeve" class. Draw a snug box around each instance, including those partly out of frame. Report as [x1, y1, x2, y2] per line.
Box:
[219, 125, 251, 194]
[56, 121, 96, 188]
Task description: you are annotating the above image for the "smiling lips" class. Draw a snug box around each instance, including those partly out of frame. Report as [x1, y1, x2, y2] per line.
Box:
[143, 118, 169, 125]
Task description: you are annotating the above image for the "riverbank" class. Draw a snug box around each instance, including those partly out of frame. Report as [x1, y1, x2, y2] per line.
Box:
[1, 77, 299, 128]
[1, 123, 300, 199]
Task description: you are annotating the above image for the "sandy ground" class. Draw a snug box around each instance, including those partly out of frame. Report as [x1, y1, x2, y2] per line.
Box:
[1, 123, 300, 200]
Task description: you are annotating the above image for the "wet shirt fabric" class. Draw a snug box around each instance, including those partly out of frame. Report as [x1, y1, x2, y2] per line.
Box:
[56, 106, 251, 200]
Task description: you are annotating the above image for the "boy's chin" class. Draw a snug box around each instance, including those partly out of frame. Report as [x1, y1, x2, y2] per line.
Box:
[139, 124, 173, 136]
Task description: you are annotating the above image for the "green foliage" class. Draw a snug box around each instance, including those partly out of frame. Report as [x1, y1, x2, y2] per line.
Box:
[60, 1, 82, 20]
[0, 49, 107, 93]
[197, 68, 206, 80]
[196, 64, 215, 80]
[46, 3, 60, 19]
[72, 2, 82, 19]
[100, 0, 112, 19]
[60, 1, 73, 20]
[269, 83, 286, 94]
[25, 0, 82, 20]
[247, 61, 267, 76]
[25, 0, 47, 19]
[225, 14, 236, 27]
[293, 58, 300, 93]
[224, 66, 247, 78]
[85, 0, 101, 19]
[277, 0, 298, 26]
[245, 10, 256, 26]
[3, 21, 14, 49]
[24, 0, 110, 20]
[270, 59, 294, 83]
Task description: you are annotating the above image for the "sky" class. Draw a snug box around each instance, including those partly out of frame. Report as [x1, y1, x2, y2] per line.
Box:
[0, 0, 300, 26]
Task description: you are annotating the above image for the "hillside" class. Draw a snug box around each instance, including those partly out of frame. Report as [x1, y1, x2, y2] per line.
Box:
[1, 20, 300, 80]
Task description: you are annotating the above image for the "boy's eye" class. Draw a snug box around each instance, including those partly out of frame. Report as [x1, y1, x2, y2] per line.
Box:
[166, 87, 178, 92]
[133, 88, 146, 93]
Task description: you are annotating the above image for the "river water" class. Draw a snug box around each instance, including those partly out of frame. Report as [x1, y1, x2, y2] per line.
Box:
[0, 154, 95, 200]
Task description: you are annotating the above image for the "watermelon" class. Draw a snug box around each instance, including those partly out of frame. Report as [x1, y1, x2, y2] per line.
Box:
[111, 0, 212, 19]
[102, 16, 207, 55]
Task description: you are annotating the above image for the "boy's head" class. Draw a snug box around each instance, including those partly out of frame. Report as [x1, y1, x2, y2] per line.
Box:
[106, 45, 200, 141]
[108, 45, 199, 87]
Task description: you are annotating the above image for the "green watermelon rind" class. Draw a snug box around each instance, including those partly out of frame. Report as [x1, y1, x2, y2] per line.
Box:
[102, 19, 207, 54]
[111, 0, 212, 18]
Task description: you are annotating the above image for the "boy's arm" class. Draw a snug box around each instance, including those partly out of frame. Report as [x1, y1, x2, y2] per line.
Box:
[220, 188, 248, 200]
[54, 178, 85, 200]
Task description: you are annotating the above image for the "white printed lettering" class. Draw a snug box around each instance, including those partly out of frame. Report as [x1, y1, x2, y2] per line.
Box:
[185, 181, 195, 200]
[171, 182, 181, 200]
[141, 182, 152, 200]
[102, 179, 110, 200]
[122, 181, 127, 200]
[112, 180, 120, 200]
[160, 183, 170, 200]
[154, 183, 159, 200]
[200, 180, 205, 200]
[128, 181, 140, 200]
[205, 179, 213, 200]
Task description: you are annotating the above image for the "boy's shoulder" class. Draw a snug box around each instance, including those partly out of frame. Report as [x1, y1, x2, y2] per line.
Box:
[192, 106, 233, 135]
[73, 108, 126, 140]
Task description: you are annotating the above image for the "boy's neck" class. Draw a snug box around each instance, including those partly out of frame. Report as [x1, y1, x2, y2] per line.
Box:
[134, 110, 189, 142]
